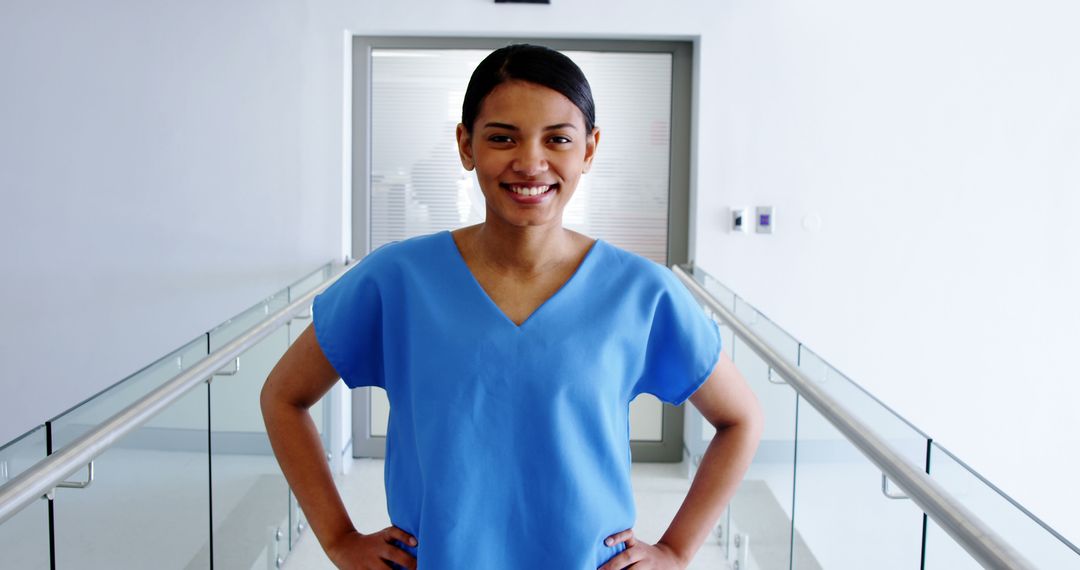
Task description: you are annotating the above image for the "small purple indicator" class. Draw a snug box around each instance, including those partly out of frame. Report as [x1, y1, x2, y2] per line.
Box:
[759, 214, 771, 226]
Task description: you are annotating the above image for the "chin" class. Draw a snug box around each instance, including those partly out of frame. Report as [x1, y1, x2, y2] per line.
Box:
[497, 213, 562, 228]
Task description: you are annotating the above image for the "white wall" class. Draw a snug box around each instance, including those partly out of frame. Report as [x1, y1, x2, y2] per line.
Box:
[697, 0, 1080, 545]
[0, 0, 347, 443]
[4, 0, 1076, 550]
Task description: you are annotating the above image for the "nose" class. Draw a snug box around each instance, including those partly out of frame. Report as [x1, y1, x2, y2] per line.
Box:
[511, 141, 548, 177]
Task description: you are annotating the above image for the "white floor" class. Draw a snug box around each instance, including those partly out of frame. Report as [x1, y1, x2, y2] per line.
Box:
[283, 458, 731, 569]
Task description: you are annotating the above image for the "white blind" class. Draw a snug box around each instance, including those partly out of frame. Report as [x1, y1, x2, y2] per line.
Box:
[370, 48, 672, 264]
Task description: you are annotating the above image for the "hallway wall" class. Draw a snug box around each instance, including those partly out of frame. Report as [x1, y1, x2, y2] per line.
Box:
[0, 0, 348, 442]
[695, 0, 1080, 544]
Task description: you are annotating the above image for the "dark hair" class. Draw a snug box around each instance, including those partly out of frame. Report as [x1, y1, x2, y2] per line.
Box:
[461, 44, 596, 135]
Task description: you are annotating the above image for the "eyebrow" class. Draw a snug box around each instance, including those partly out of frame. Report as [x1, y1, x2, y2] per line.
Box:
[482, 122, 579, 131]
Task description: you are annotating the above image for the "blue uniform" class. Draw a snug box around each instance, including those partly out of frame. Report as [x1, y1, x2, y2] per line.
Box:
[312, 230, 720, 569]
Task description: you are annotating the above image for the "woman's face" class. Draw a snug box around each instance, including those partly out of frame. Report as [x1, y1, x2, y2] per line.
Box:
[456, 80, 599, 231]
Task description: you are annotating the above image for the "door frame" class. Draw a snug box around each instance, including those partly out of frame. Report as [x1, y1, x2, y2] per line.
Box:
[350, 35, 697, 462]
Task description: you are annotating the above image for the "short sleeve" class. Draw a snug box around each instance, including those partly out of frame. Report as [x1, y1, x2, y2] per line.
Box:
[312, 257, 385, 390]
[634, 271, 722, 405]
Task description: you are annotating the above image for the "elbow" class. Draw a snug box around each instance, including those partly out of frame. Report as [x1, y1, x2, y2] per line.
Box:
[260, 369, 316, 417]
[259, 379, 272, 420]
[741, 390, 765, 442]
[260, 373, 282, 422]
[746, 397, 765, 445]
[716, 393, 764, 446]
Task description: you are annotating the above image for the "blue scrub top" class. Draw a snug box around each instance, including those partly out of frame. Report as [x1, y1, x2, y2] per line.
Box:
[313, 230, 720, 569]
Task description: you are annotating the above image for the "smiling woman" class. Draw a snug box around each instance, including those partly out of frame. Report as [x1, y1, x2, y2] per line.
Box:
[455, 44, 599, 232]
[261, 44, 762, 570]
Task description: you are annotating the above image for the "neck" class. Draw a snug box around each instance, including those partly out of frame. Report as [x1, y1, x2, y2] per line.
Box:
[471, 220, 572, 276]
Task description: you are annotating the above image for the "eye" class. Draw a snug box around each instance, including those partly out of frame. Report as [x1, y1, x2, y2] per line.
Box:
[548, 135, 572, 144]
[487, 134, 514, 144]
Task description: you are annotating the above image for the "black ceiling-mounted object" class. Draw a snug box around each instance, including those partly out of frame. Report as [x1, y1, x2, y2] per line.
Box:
[495, 0, 550, 3]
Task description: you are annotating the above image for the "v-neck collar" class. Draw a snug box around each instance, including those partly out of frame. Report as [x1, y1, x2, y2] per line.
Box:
[442, 229, 602, 331]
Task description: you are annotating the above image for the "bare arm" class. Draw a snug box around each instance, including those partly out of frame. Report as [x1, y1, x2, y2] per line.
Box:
[601, 351, 763, 569]
[260, 324, 356, 552]
[656, 351, 764, 565]
[260, 324, 417, 569]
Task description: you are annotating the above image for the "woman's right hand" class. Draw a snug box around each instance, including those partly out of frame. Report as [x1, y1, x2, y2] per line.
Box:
[325, 527, 418, 570]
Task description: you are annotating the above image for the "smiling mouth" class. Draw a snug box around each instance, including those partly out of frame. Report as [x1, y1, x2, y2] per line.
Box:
[500, 183, 558, 197]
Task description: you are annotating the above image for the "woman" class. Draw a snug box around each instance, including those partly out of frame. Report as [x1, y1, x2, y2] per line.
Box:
[261, 44, 762, 570]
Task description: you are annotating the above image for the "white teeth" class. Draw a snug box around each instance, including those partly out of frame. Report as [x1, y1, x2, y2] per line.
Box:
[508, 185, 550, 196]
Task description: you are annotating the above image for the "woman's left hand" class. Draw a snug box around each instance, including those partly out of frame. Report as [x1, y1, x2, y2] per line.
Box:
[598, 528, 687, 570]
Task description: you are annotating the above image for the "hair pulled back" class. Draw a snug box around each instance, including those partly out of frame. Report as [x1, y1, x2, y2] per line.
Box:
[461, 44, 596, 135]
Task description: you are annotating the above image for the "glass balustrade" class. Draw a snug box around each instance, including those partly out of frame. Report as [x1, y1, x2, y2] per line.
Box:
[679, 263, 1079, 569]
[924, 442, 1080, 568]
[4, 259, 1077, 569]
[792, 347, 927, 569]
[0, 426, 50, 569]
[208, 288, 291, 569]
[48, 337, 208, 451]
[49, 337, 211, 569]
[0, 263, 336, 569]
[728, 299, 800, 570]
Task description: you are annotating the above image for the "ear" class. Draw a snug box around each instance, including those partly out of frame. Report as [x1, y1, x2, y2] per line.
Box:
[582, 126, 600, 174]
[456, 123, 475, 171]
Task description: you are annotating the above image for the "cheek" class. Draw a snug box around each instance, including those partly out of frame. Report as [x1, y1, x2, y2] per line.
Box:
[556, 158, 586, 181]
[475, 155, 510, 176]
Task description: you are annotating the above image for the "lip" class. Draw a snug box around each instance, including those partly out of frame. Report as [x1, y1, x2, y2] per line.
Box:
[500, 182, 558, 205]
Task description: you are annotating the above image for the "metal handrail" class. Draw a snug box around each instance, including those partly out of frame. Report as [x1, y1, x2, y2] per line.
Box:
[0, 262, 349, 526]
[671, 264, 1034, 570]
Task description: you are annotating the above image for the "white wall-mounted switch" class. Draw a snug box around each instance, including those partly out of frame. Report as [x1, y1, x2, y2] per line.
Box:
[756, 206, 775, 234]
[732, 208, 750, 233]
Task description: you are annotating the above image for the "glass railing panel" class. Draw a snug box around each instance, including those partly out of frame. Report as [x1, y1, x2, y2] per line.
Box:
[0, 426, 50, 569]
[796, 347, 928, 460]
[208, 288, 291, 352]
[790, 398, 926, 569]
[732, 297, 800, 367]
[52, 384, 210, 569]
[717, 298, 799, 570]
[924, 442, 1080, 568]
[0, 263, 335, 570]
[209, 324, 293, 568]
[49, 336, 208, 449]
[684, 264, 735, 314]
[792, 348, 927, 569]
[287, 262, 332, 301]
